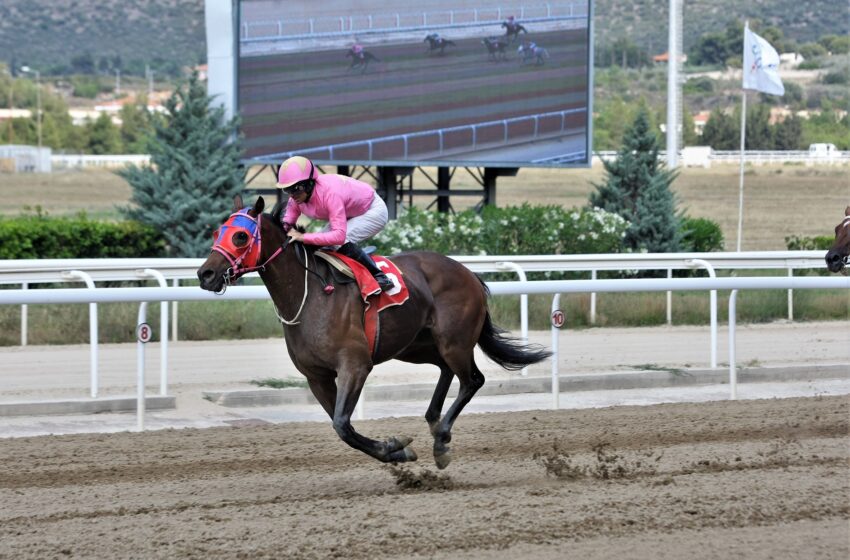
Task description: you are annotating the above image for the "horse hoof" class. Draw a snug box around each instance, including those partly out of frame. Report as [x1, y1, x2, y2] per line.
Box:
[388, 446, 418, 463]
[434, 449, 452, 470]
[395, 436, 413, 448]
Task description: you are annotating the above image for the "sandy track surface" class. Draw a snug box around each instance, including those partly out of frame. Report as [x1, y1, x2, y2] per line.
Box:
[0, 395, 847, 559]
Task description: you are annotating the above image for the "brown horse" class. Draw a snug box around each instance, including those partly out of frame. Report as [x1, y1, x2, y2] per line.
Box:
[825, 206, 850, 274]
[197, 195, 550, 468]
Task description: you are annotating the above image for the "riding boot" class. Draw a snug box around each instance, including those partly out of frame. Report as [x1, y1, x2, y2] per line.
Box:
[337, 242, 394, 292]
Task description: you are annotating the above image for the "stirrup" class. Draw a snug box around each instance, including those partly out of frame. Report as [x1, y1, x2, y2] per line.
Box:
[375, 273, 393, 292]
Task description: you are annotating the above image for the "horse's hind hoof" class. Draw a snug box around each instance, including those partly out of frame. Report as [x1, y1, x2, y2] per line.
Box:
[434, 449, 452, 470]
[388, 446, 418, 463]
[387, 436, 413, 452]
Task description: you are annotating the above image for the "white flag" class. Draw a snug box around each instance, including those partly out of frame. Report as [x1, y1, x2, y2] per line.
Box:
[743, 27, 785, 95]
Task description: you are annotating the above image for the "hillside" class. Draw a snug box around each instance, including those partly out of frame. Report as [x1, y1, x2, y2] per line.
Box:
[0, 0, 205, 76]
[0, 0, 846, 77]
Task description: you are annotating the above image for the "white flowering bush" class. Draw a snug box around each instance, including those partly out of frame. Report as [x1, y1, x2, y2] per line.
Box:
[373, 205, 629, 258]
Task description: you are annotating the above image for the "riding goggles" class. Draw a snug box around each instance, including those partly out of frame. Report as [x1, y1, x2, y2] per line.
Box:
[282, 180, 310, 195]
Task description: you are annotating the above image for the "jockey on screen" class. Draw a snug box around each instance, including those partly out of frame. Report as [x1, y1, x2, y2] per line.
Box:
[278, 156, 394, 291]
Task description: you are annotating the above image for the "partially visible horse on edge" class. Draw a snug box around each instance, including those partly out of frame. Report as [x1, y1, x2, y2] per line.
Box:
[346, 49, 379, 73]
[825, 206, 850, 274]
[197, 195, 551, 468]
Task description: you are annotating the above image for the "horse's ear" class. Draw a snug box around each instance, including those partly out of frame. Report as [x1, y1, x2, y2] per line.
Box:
[232, 195, 243, 212]
[253, 196, 265, 216]
[844, 206, 850, 217]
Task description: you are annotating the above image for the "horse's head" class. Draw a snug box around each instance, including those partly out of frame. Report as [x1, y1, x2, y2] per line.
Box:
[825, 206, 850, 274]
[197, 195, 282, 293]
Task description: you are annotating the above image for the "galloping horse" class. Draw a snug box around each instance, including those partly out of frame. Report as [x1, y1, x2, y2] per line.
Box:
[197, 196, 550, 468]
[346, 49, 379, 73]
[825, 206, 850, 274]
[482, 37, 509, 61]
[518, 43, 550, 66]
[501, 20, 528, 44]
[424, 34, 456, 55]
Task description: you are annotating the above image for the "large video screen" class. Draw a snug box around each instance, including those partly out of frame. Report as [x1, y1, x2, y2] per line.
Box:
[237, 1, 592, 167]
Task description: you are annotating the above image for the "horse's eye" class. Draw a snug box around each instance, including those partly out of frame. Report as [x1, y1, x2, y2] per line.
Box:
[233, 231, 249, 246]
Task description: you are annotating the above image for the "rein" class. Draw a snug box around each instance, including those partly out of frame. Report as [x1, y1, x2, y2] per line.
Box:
[210, 208, 335, 323]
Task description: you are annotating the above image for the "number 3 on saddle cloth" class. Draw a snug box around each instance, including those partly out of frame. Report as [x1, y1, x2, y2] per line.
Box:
[329, 252, 409, 357]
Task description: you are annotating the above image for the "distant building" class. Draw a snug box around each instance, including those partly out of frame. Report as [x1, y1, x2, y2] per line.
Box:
[0, 144, 51, 173]
[653, 52, 688, 64]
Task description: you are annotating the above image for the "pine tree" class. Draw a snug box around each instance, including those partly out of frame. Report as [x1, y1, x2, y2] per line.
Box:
[589, 110, 682, 254]
[118, 72, 245, 257]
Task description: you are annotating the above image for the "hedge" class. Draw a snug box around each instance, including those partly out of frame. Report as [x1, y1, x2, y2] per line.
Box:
[0, 214, 166, 259]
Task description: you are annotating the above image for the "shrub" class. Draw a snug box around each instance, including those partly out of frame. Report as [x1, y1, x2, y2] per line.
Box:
[371, 205, 629, 257]
[0, 213, 166, 259]
[785, 234, 834, 250]
[680, 217, 724, 252]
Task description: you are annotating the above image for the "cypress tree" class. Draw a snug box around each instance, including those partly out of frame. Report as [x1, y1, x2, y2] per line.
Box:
[589, 110, 682, 253]
[118, 72, 245, 257]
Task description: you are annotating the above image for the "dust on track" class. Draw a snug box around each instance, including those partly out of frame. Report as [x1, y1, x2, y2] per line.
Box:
[0, 396, 847, 559]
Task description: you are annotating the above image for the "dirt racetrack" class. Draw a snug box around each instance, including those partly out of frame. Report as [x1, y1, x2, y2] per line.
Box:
[1, 395, 847, 559]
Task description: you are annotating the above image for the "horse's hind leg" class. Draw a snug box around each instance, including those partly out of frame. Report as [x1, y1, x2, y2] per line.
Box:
[429, 355, 485, 470]
[332, 363, 417, 464]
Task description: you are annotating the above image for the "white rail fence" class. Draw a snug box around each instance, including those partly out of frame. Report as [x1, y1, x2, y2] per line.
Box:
[0, 251, 832, 391]
[48, 151, 848, 170]
[240, 2, 588, 41]
[1, 275, 847, 428]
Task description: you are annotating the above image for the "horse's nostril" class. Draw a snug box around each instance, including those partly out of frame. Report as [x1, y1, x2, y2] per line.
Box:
[199, 268, 215, 284]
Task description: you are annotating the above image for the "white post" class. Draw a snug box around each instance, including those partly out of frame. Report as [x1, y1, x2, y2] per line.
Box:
[550, 294, 561, 410]
[686, 259, 718, 368]
[137, 302, 148, 431]
[589, 270, 596, 325]
[172, 278, 179, 341]
[63, 270, 99, 397]
[140, 269, 169, 395]
[20, 282, 27, 346]
[666, 268, 673, 325]
[728, 290, 738, 399]
[497, 262, 528, 376]
[666, 0, 680, 168]
[787, 268, 794, 321]
[737, 21, 749, 254]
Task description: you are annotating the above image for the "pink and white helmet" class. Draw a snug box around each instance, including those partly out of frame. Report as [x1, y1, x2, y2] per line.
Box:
[277, 156, 315, 189]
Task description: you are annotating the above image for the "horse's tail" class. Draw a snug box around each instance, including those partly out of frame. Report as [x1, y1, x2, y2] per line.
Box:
[475, 278, 551, 370]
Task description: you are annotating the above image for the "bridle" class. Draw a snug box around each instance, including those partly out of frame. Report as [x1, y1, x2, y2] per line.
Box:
[210, 208, 284, 293]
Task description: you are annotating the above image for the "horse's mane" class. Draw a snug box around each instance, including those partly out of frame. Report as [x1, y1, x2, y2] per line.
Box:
[268, 200, 312, 252]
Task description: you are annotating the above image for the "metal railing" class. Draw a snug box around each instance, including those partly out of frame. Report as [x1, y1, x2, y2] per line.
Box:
[240, 2, 588, 41]
[260, 109, 587, 163]
[1, 275, 847, 428]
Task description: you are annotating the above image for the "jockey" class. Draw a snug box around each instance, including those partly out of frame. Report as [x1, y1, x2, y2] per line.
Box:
[278, 156, 394, 291]
[351, 43, 364, 59]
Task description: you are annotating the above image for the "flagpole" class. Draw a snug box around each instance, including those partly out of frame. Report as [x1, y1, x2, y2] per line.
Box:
[737, 89, 747, 252]
[736, 21, 749, 253]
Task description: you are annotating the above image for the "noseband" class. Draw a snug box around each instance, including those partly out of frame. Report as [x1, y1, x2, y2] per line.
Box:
[210, 208, 284, 291]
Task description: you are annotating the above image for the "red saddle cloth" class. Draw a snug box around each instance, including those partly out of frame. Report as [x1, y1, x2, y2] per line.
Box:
[330, 253, 409, 357]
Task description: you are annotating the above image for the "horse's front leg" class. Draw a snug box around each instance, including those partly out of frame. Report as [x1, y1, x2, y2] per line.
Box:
[332, 364, 417, 463]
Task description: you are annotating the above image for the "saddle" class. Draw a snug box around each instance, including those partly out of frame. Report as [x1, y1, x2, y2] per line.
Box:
[316, 250, 409, 357]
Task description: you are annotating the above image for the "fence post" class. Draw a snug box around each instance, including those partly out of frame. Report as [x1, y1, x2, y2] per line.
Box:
[685, 259, 717, 368]
[728, 290, 738, 399]
[62, 270, 99, 397]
